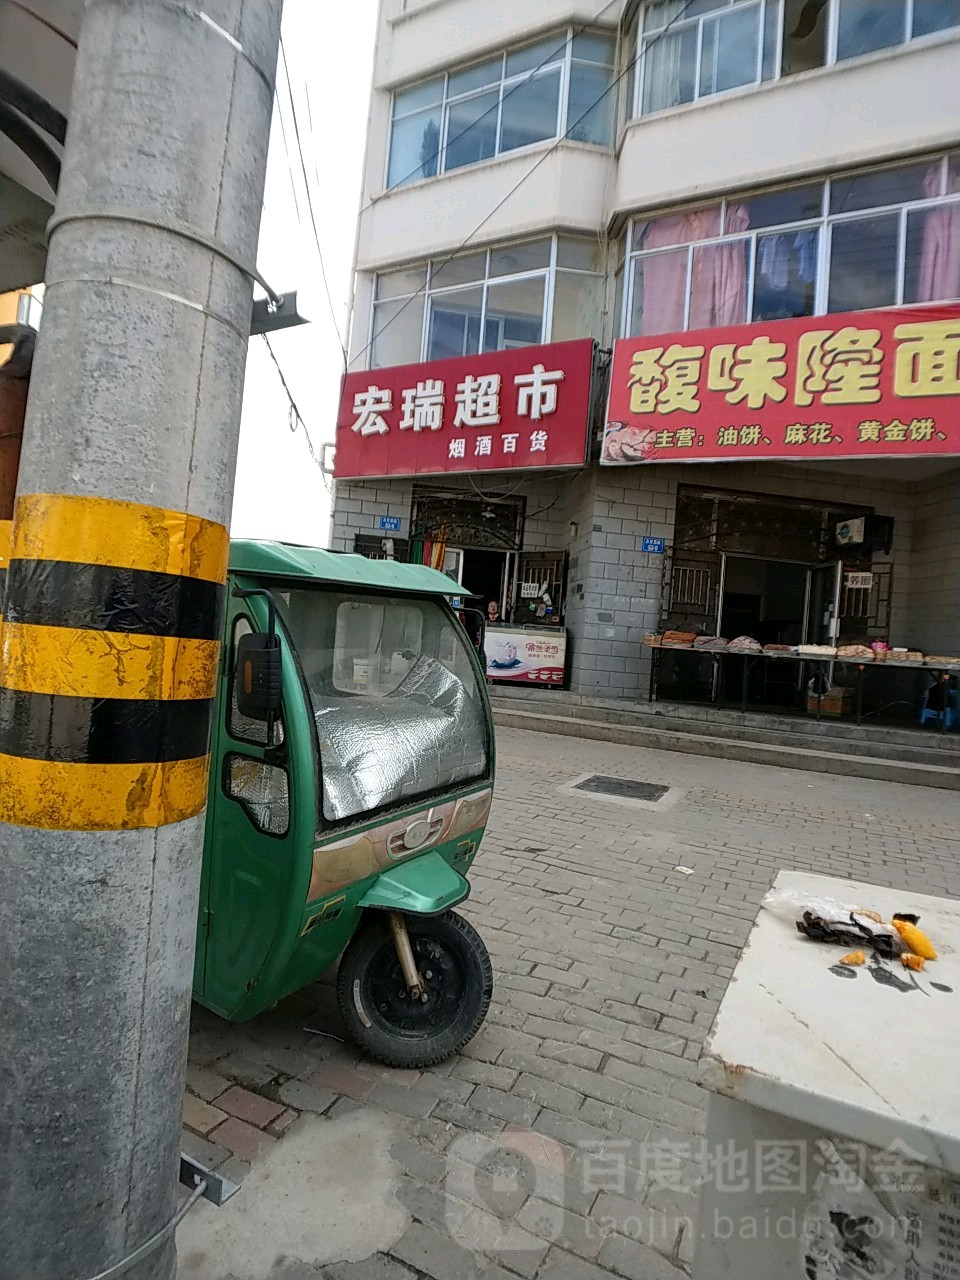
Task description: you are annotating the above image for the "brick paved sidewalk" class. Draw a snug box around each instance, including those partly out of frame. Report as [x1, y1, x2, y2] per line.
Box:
[182, 726, 960, 1279]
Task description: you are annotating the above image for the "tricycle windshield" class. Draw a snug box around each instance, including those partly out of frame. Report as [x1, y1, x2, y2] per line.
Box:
[277, 587, 489, 823]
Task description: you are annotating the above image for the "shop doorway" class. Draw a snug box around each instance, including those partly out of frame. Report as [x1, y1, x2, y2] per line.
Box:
[718, 554, 842, 646]
[719, 556, 810, 646]
[718, 555, 841, 707]
[661, 485, 895, 713]
[461, 548, 512, 624]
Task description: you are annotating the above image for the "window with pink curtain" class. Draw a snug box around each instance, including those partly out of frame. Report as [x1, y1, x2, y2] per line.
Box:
[626, 152, 960, 338]
[633, 211, 710, 336]
[689, 205, 750, 329]
[631, 204, 750, 335]
[913, 163, 960, 303]
[632, 247, 688, 336]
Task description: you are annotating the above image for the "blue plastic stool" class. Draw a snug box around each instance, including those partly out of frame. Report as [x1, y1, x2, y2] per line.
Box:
[920, 687, 959, 729]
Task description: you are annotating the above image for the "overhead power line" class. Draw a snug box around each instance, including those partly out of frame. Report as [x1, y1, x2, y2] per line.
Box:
[260, 334, 333, 492]
[273, 90, 302, 224]
[277, 34, 348, 369]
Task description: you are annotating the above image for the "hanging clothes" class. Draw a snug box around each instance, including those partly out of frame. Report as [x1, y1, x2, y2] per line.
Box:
[793, 230, 818, 284]
[758, 235, 790, 290]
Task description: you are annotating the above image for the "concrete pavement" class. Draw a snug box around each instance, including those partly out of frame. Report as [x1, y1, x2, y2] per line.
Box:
[177, 726, 960, 1279]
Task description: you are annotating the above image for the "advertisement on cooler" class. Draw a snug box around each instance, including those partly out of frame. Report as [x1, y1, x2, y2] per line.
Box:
[335, 339, 594, 479]
[603, 306, 960, 465]
[485, 629, 567, 685]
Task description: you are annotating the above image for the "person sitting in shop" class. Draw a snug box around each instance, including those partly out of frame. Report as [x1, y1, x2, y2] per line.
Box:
[486, 600, 502, 627]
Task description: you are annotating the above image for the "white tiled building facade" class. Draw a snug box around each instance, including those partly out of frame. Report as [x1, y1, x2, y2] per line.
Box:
[332, 0, 960, 702]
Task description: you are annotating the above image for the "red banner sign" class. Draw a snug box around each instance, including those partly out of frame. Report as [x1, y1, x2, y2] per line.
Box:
[335, 339, 594, 479]
[603, 306, 960, 465]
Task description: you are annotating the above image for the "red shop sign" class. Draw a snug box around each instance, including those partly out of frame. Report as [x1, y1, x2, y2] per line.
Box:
[603, 306, 960, 465]
[334, 339, 594, 479]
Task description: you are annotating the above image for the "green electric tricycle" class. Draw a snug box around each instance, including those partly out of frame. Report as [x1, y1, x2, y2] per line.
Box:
[193, 540, 495, 1067]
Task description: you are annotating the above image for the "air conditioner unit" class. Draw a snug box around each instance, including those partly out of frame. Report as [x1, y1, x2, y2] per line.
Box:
[835, 515, 895, 555]
[836, 517, 865, 547]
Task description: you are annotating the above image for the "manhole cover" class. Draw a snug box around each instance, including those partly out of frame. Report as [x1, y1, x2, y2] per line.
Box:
[573, 775, 670, 803]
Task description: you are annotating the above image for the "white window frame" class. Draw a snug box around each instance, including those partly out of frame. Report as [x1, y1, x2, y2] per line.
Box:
[630, 0, 960, 121]
[633, 0, 774, 118]
[385, 28, 616, 191]
[621, 152, 960, 336]
[828, 0, 912, 63]
[369, 234, 605, 368]
[421, 245, 553, 363]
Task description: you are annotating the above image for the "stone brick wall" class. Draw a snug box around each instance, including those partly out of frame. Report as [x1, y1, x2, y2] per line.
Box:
[329, 479, 414, 552]
[562, 468, 675, 698]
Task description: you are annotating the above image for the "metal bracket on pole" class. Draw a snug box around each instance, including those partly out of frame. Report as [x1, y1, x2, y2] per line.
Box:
[250, 290, 308, 336]
[179, 1152, 240, 1207]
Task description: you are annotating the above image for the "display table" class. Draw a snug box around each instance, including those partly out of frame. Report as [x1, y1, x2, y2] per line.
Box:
[694, 870, 960, 1279]
[646, 643, 957, 730]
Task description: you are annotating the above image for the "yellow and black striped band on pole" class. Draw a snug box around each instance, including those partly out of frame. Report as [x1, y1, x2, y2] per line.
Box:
[0, 494, 229, 831]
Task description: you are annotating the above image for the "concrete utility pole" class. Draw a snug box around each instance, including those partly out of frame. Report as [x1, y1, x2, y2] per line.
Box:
[0, 2, 282, 1277]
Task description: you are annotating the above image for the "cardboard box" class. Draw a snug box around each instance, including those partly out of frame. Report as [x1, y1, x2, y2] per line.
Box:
[806, 688, 853, 717]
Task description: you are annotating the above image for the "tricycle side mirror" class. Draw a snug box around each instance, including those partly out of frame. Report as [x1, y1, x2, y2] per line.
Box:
[233, 587, 283, 732]
[235, 631, 282, 722]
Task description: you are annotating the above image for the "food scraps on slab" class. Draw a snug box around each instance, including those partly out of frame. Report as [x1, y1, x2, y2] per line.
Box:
[892, 916, 938, 961]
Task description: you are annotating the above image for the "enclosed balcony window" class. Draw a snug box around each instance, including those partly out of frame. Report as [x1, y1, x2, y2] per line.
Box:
[387, 29, 616, 190]
[634, 0, 779, 115]
[836, 0, 960, 60]
[623, 152, 960, 336]
[630, 0, 960, 119]
[368, 235, 606, 369]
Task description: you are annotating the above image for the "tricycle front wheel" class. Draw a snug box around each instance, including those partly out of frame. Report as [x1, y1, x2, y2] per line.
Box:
[336, 910, 493, 1068]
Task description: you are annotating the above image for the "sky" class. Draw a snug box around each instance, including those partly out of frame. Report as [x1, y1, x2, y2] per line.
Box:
[230, 0, 378, 547]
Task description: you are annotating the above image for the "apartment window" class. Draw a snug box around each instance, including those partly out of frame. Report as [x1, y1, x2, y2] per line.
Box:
[630, 0, 960, 118]
[624, 152, 960, 336]
[635, 0, 779, 116]
[369, 235, 606, 368]
[386, 30, 616, 190]
[836, 0, 960, 60]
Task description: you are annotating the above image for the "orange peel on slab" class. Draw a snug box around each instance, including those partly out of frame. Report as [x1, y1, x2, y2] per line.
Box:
[892, 919, 938, 960]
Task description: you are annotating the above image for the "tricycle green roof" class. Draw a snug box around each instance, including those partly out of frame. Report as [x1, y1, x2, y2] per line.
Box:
[228, 541, 461, 596]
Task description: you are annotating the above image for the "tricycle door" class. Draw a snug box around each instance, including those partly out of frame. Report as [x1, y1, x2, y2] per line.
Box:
[200, 610, 298, 1016]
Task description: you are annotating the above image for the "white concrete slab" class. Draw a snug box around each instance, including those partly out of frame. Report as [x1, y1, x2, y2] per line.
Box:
[700, 869, 960, 1176]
